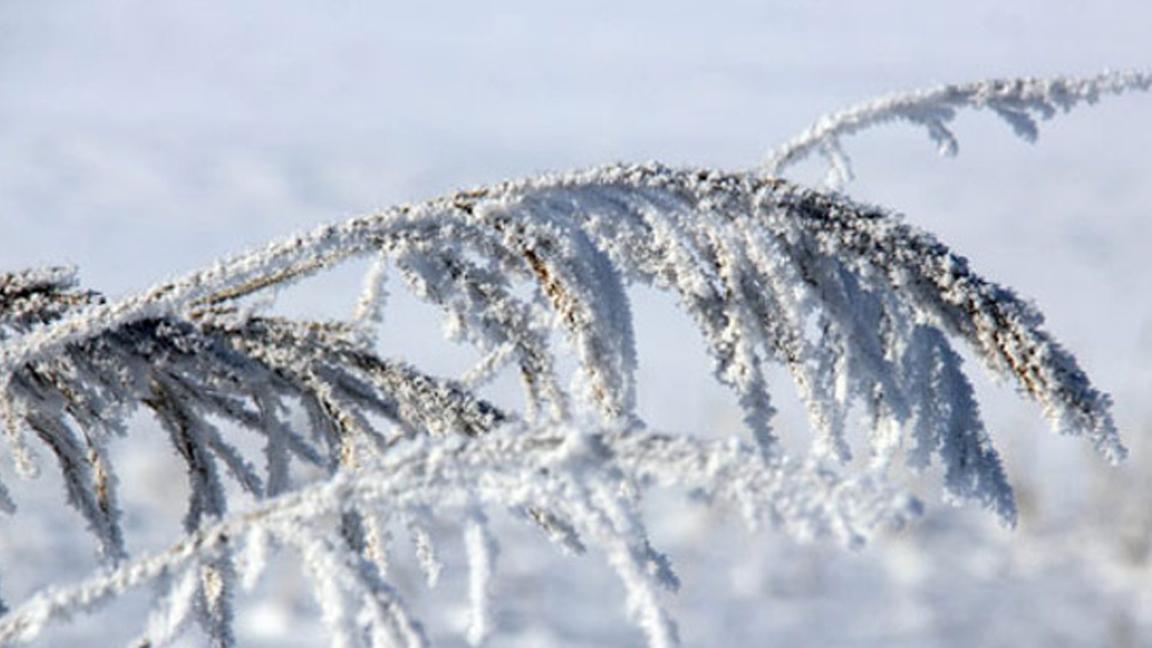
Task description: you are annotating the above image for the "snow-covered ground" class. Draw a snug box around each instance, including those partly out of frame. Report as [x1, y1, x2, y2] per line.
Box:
[1, 2, 1150, 645]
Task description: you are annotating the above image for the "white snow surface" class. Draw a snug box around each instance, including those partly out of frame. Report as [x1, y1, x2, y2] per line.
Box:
[1, 2, 1151, 646]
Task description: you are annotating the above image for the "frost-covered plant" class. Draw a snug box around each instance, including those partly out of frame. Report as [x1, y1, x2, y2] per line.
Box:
[0, 70, 1147, 647]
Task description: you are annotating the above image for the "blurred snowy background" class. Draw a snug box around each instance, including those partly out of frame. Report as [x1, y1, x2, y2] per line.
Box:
[1, 1, 1150, 645]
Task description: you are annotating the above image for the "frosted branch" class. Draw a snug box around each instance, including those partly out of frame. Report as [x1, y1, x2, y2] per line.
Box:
[763, 70, 1152, 186]
[0, 424, 919, 646]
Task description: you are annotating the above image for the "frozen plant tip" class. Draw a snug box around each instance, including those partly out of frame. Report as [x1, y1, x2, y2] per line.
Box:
[764, 69, 1152, 187]
[0, 70, 1144, 646]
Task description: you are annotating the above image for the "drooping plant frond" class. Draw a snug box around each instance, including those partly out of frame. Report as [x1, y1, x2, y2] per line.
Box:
[764, 69, 1152, 187]
[0, 71, 1140, 646]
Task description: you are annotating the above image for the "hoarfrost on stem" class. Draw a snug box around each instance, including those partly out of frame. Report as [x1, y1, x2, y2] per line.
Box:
[763, 69, 1152, 188]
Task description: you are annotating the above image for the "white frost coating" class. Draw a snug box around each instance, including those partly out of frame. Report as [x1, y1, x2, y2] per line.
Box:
[194, 556, 237, 648]
[764, 69, 1152, 186]
[132, 567, 202, 648]
[463, 511, 498, 646]
[353, 252, 390, 338]
[0, 71, 1140, 646]
[900, 325, 1015, 523]
[578, 485, 680, 648]
[298, 528, 359, 648]
[239, 526, 272, 591]
[404, 510, 443, 588]
[361, 509, 393, 578]
[0, 390, 39, 479]
[0, 424, 920, 646]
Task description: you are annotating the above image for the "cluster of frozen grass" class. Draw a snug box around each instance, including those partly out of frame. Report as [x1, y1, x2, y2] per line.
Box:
[0, 70, 1147, 646]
